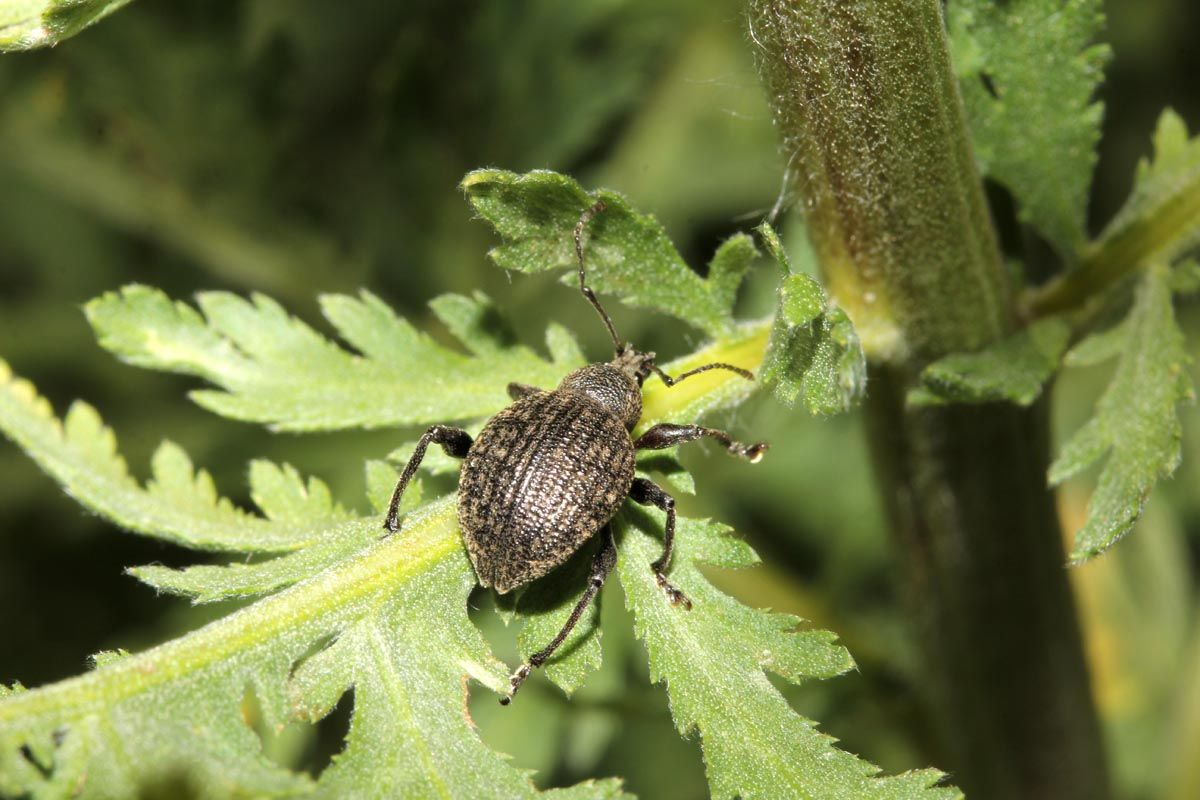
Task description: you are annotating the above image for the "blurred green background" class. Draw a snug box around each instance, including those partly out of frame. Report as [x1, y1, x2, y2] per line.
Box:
[0, 1, 1198, 798]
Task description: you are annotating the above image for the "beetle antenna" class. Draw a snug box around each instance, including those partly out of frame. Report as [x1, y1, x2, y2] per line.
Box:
[649, 361, 755, 387]
[575, 199, 624, 354]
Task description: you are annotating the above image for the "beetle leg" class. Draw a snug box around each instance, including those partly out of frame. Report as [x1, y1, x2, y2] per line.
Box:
[502, 526, 617, 705]
[629, 477, 692, 610]
[506, 382, 542, 400]
[634, 423, 768, 463]
[383, 425, 473, 533]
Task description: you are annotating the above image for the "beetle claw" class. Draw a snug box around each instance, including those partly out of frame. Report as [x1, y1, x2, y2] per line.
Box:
[744, 442, 769, 463]
[655, 573, 693, 610]
[501, 663, 532, 705]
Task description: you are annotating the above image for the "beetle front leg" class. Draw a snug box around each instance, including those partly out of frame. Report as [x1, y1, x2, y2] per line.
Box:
[383, 425, 473, 533]
[635, 423, 767, 463]
[503, 526, 617, 705]
[629, 477, 691, 610]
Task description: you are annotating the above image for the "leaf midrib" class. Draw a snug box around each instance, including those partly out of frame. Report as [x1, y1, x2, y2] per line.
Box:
[367, 622, 452, 800]
[0, 498, 460, 726]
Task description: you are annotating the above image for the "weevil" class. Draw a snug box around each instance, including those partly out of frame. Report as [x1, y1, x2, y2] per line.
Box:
[384, 200, 767, 703]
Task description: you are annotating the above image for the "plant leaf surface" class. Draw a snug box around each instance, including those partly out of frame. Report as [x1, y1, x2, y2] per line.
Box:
[614, 509, 958, 799]
[948, 0, 1109, 257]
[1, 178, 958, 797]
[0, 359, 627, 799]
[85, 287, 576, 432]
[911, 317, 1071, 407]
[0, 0, 132, 51]
[461, 169, 750, 338]
[1049, 266, 1194, 561]
[758, 224, 866, 416]
[1088, 109, 1200, 269]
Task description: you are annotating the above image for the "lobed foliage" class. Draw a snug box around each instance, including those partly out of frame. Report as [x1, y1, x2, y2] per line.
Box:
[0, 0, 1198, 797]
[911, 0, 1200, 562]
[0, 173, 954, 798]
[916, 105, 1200, 559]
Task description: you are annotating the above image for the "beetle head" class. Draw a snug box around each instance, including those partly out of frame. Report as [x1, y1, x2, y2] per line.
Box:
[612, 343, 658, 384]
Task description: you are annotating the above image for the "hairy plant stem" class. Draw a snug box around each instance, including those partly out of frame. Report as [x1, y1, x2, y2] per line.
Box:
[749, 2, 1110, 798]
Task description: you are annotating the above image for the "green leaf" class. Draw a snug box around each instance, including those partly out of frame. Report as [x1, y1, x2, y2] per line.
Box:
[1091, 109, 1200, 268]
[0, 365, 327, 554]
[283, 549, 624, 800]
[0, 358, 627, 799]
[0, 0, 132, 51]
[429, 290, 519, 356]
[85, 286, 577, 432]
[1024, 110, 1200, 316]
[910, 317, 1071, 407]
[4, 195, 955, 795]
[88, 649, 130, 670]
[1062, 316, 1131, 368]
[130, 535, 367, 604]
[948, 0, 1109, 257]
[1049, 266, 1195, 561]
[614, 509, 959, 800]
[758, 224, 866, 416]
[461, 169, 751, 337]
[1170, 259, 1200, 294]
[0, 338, 956, 798]
[636, 450, 696, 497]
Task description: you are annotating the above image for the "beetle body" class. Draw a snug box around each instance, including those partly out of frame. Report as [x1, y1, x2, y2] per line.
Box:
[383, 199, 766, 703]
[459, 362, 640, 593]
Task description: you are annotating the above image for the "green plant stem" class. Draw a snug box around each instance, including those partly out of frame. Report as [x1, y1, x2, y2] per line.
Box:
[749, 2, 1109, 798]
[864, 372, 1107, 799]
[749, 0, 1011, 361]
[1025, 169, 1200, 316]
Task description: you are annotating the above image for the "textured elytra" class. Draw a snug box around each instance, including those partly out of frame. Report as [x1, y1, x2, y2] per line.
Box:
[459, 387, 636, 593]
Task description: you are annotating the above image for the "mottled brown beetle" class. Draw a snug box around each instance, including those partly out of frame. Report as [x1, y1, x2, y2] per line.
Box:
[384, 200, 767, 703]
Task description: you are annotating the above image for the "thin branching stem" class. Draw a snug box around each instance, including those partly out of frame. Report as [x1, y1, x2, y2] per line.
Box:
[1025, 170, 1200, 316]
